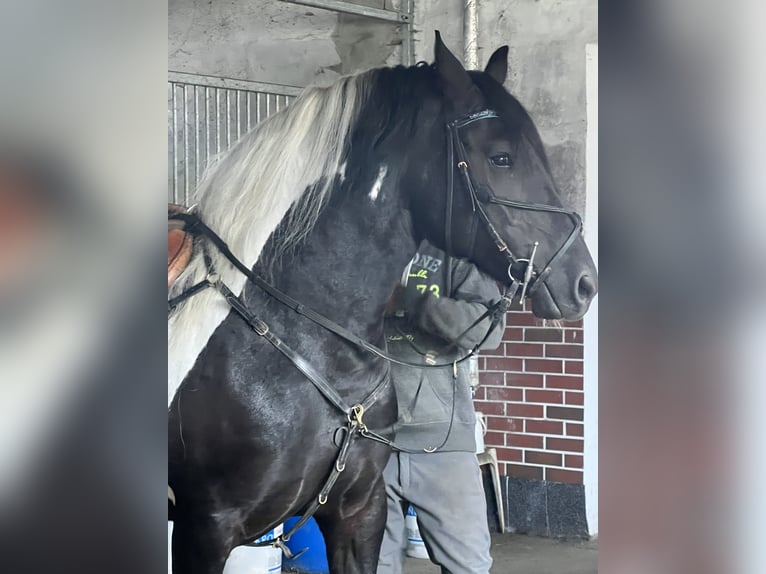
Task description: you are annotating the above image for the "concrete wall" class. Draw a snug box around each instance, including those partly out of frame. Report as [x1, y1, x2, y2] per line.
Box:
[169, 0, 403, 87]
[169, 0, 595, 212]
[415, 0, 597, 214]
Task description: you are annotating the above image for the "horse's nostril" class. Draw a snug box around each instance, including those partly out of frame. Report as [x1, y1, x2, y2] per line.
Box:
[576, 273, 597, 302]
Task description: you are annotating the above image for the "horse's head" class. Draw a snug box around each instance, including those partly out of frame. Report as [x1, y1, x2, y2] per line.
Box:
[406, 33, 597, 320]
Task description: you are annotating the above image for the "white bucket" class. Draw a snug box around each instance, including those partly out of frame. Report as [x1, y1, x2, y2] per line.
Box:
[223, 524, 283, 574]
[168, 522, 173, 574]
[405, 505, 429, 560]
[474, 411, 487, 454]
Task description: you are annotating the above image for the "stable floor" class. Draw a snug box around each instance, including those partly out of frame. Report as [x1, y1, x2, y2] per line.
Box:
[404, 533, 598, 574]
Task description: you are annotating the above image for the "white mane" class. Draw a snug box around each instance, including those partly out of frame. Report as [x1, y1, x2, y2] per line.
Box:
[168, 73, 370, 407]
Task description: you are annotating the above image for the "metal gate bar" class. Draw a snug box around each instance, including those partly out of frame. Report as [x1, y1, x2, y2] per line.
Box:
[168, 72, 302, 204]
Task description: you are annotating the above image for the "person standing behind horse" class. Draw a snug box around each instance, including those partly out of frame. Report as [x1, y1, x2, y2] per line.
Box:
[376, 240, 505, 574]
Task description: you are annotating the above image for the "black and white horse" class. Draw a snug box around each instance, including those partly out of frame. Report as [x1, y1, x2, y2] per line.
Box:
[168, 33, 596, 574]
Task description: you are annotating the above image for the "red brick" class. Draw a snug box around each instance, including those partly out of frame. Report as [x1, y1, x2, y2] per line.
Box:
[525, 419, 564, 435]
[504, 373, 544, 388]
[566, 392, 584, 406]
[481, 348, 506, 358]
[502, 327, 524, 342]
[484, 431, 505, 447]
[564, 361, 584, 375]
[524, 359, 563, 373]
[496, 447, 523, 463]
[486, 417, 523, 433]
[565, 454, 584, 469]
[561, 318, 583, 328]
[507, 433, 544, 449]
[547, 406, 583, 421]
[479, 371, 504, 386]
[545, 375, 583, 390]
[545, 344, 583, 359]
[525, 328, 563, 342]
[507, 312, 543, 327]
[505, 343, 544, 357]
[546, 468, 583, 484]
[564, 329, 583, 343]
[507, 403, 544, 418]
[547, 437, 584, 453]
[473, 386, 486, 400]
[485, 387, 523, 402]
[484, 357, 523, 372]
[566, 423, 584, 437]
[474, 400, 505, 416]
[507, 464, 543, 480]
[525, 389, 564, 404]
[525, 450, 562, 467]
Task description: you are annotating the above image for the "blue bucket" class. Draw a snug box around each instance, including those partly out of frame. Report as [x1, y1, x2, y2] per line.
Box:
[282, 517, 329, 574]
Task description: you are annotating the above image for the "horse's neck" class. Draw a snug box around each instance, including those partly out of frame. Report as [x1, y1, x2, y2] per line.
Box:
[260, 180, 416, 349]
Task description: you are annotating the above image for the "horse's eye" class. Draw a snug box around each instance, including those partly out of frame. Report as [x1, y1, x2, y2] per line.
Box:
[491, 153, 512, 167]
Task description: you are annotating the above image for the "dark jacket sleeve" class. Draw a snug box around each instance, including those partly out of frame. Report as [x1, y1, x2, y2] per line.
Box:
[415, 260, 505, 351]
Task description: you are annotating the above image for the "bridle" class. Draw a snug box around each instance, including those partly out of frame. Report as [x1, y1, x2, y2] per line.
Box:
[445, 109, 584, 303]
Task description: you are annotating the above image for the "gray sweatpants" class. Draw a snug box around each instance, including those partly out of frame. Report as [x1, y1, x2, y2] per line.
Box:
[376, 451, 492, 574]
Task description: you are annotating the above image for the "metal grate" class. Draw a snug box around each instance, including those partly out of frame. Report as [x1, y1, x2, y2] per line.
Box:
[168, 72, 303, 204]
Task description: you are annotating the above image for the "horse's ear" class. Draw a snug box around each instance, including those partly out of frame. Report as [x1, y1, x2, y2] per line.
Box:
[485, 46, 509, 85]
[434, 31, 477, 106]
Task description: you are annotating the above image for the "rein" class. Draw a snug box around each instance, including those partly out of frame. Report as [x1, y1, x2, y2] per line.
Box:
[168, 212, 507, 370]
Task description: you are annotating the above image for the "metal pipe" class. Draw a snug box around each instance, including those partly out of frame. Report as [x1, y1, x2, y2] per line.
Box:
[280, 0, 409, 23]
[463, 0, 480, 398]
[463, 0, 479, 69]
[401, 0, 414, 66]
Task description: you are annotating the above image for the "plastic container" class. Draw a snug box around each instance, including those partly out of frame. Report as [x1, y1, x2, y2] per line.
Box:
[168, 521, 173, 574]
[405, 505, 429, 559]
[474, 411, 487, 454]
[282, 517, 329, 573]
[223, 524, 283, 574]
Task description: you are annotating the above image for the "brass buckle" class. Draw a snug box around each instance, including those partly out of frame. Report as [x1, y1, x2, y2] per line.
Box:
[348, 404, 368, 432]
[254, 319, 269, 336]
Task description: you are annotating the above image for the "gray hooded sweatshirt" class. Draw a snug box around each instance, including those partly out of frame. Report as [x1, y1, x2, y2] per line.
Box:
[384, 242, 505, 452]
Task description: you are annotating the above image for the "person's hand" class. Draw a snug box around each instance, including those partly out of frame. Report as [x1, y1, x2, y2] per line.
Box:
[385, 283, 404, 315]
[398, 283, 432, 318]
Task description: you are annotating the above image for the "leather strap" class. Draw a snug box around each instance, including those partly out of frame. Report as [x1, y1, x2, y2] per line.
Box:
[213, 278, 388, 417]
[249, 418, 362, 555]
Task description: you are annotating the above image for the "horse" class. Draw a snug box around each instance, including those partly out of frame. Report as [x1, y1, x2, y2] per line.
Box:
[168, 32, 597, 574]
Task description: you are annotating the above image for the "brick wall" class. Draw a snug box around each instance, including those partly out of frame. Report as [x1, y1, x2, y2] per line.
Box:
[474, 299, 585, 484]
